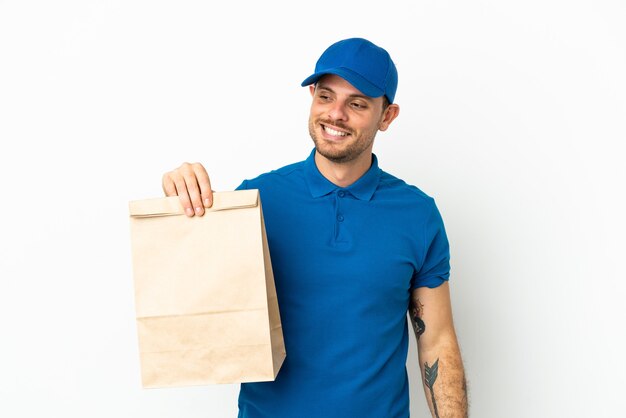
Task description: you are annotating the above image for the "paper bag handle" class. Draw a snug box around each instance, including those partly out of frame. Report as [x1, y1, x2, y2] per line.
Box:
[129, 189, 259, 218]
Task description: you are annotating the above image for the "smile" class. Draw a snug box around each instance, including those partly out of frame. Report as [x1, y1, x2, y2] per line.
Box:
[322, 125, 349, 137]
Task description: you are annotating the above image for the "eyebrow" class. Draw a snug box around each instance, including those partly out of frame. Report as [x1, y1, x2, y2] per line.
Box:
[316, 85, 373, 102]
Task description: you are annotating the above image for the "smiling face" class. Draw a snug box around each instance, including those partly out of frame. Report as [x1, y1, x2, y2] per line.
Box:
[308, 74, 399, 166]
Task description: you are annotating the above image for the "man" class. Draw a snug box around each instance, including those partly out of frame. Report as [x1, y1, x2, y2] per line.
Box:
[162, 38, 468, 418]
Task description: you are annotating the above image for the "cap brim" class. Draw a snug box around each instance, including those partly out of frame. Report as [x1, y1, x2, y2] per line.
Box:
[300, 67, 385, 99]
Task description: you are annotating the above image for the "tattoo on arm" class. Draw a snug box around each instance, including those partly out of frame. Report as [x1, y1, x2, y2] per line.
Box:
[424, 359, 440, 418]
[410, 298, 426, 340]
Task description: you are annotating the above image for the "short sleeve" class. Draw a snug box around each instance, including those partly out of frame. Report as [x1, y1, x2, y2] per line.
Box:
[411, 200, 451, 289]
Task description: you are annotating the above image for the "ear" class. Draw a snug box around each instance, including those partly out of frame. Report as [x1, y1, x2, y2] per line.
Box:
[309, 84, 316, 97]
[378, 104, 400, 131]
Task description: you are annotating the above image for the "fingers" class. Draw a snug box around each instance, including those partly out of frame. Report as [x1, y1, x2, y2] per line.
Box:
[162, 162, 213, 217]
[192, 163, 213, 209]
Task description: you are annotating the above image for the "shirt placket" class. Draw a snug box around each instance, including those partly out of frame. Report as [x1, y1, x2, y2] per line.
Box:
[333, 189, 349, 245]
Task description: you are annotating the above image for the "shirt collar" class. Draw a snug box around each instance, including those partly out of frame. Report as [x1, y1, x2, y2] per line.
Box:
[304, 148, 381, 201]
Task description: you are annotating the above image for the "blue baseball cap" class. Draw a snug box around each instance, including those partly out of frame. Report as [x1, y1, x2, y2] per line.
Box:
[301, 38, 398, 103]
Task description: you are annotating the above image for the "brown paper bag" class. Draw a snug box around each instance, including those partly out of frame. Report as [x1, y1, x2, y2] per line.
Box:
[128, 189, 285, 388]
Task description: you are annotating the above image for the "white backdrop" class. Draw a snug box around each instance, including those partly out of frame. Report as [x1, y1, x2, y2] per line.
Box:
[1, 1, 624, 417]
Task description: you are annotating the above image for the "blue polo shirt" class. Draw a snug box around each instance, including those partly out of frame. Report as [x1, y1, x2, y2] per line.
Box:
[236, 149, 450, 418]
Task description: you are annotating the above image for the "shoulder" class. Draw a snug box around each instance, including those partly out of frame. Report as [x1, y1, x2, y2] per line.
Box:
[376, 170, 437, 209]
[237, 160, 305, 190]
[374, 170, 447, 236]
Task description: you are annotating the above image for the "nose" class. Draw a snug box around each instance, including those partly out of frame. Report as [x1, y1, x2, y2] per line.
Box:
[327, 100, 348, 121]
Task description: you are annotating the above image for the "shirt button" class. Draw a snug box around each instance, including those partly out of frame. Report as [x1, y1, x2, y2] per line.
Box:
[337, 214, 344, 222]
[338, 190, 346, 198]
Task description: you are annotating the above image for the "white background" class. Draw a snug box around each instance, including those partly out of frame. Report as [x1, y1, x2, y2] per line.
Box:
[1, 1, 624, 417]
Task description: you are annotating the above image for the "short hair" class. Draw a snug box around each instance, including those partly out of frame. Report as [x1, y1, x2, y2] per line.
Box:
[382, 96, 390, 112]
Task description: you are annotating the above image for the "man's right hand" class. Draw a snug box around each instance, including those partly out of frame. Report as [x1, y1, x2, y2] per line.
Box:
[162, 162, 213, 217]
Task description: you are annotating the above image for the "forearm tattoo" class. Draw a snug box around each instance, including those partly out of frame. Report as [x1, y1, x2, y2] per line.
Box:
[424, 359, 440, 418]
[410, 298, 426, 340]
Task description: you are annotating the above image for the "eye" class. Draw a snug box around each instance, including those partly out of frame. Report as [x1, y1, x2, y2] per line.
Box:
[350, 101, 367, 109]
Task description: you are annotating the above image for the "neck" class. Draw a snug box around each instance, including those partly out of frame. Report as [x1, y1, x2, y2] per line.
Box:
[314, 150, 373, 188]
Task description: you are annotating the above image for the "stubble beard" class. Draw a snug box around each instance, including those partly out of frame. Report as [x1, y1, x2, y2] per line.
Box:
[308, 117, 377, 164]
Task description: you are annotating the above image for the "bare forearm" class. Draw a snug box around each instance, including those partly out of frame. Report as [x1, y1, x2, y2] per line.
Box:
[409, 285, 468, 418]
[419, 343, 467, 418]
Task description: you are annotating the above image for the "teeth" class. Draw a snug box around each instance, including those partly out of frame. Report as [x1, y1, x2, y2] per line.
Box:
[324, 126, 347, 137]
